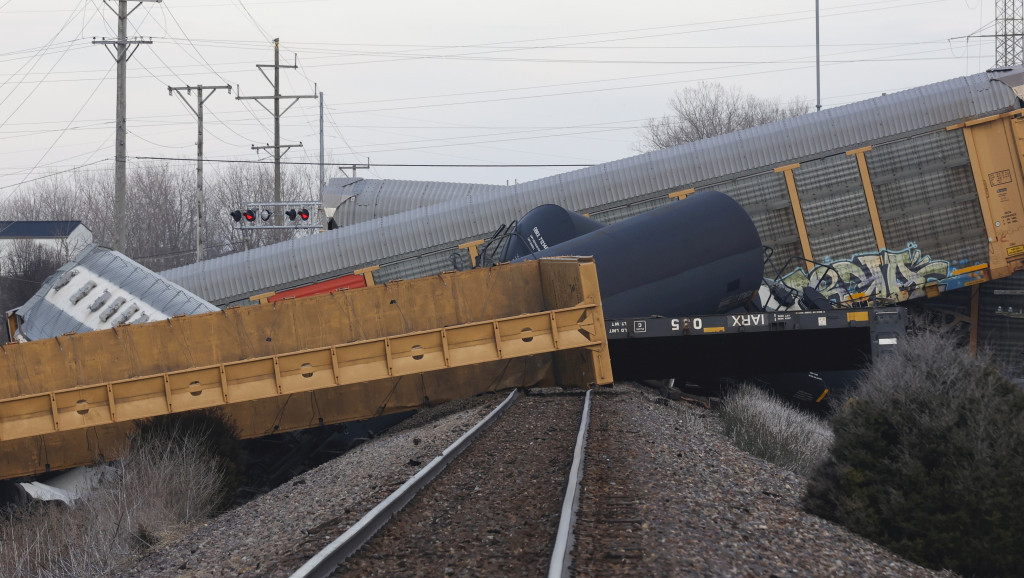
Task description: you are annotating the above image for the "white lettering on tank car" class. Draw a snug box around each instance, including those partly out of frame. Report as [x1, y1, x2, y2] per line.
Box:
[730, 314, 766, 327]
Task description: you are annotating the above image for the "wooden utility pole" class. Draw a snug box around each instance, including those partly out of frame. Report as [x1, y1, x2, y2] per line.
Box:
[168, 84, 232, 262]
[320, 91, 325, 193]
[94, 0, 161, 254]
[237, 38, 317, 224]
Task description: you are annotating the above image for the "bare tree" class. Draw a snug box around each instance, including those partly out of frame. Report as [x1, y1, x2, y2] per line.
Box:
[637, 82, 808, 151]
[0, 239, 69, 333]
[0, 162, 325, 273]
[205, 163, 319, 256]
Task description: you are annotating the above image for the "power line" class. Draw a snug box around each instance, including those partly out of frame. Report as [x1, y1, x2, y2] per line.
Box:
[3, 62, 115, 199]
[132, 155, 594, 167]
[0, 159, 112, 190]
[232, 0, 272, 41]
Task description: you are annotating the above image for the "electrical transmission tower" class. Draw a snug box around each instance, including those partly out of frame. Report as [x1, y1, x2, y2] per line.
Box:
[237, 39, 317, 224]
[168, 84, 231, 262]
[93, 0, 161, 254]
[996, 0, 1024, 66]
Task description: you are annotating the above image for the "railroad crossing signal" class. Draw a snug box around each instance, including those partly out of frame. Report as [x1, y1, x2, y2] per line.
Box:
[285, 208, 310, 221]
[230, 202, 323, 230]
[230, 209, 257, 223]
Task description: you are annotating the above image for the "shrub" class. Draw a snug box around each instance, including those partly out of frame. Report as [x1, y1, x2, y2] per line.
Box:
[135, 409, 246, 512]
[0, 411, 233, 577]
[803, 331, 1024, 577]
[718, 384, 833, 477]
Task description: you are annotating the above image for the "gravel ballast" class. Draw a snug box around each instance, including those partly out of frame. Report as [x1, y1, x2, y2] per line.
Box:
[338, 392, 584, 577]
[572, 384, 955, 577]
[124, 384, 956, 577]
[126, 395, 505, 577]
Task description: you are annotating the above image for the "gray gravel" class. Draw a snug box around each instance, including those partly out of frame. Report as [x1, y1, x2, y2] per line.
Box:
[573, 384, 956, 577]
[123, 383, 957, 577]
[124, 394, 505, 578]
[337, 392, 583, 577]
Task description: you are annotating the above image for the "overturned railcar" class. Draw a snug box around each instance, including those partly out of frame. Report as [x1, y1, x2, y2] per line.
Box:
[161, 68, 1024, 367]
[164, 68, 1024, 309]
[503, 191, 765, 319]
[493, 195, 905, 407]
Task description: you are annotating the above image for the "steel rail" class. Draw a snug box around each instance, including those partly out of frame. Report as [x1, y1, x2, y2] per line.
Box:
[548, 388, 593, 578]
[289, 388, 522, 578]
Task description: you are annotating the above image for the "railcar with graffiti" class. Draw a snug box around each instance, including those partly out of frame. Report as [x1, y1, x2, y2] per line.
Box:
[759, 245, 989, 310]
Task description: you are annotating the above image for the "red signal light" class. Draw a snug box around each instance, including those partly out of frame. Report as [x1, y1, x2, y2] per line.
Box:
[298, 208, 310, 221]
[243, 210, 256, 222]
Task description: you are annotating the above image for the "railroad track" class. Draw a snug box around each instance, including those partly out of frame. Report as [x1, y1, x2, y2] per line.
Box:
[290, 388, 595, 578]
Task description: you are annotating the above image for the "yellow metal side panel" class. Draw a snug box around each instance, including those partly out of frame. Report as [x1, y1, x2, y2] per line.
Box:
[0, 262, 548, 401]
[0, 259, 607, 480]
[539, 258, 613, 387]
[446, 324, 500, 365]
[111, 376, 172, 422]
[962, 118, 1024, 279]
[0, 356, 555, 480]
[0, 423, 133, 480]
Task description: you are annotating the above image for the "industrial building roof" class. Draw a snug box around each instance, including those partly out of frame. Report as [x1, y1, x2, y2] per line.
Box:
[162, 67, 1024, 306]
[0, 221, 89, 239]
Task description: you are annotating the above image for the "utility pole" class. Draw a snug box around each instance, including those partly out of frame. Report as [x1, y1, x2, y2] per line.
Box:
[237, 38, 317, 224]
[815, 0, 821, 112]
[320, 92, 325, 194]
[996, 0, 1024, 66]
[93, 0, 161, 254]
[168, 84, 232, 262]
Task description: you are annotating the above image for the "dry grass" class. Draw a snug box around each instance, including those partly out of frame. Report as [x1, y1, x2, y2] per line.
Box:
[0, 421, 227, 578]
[718, 384, 833, 477]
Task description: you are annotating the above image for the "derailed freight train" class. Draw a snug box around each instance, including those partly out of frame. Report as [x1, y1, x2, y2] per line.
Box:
[490, 190, 904, 406]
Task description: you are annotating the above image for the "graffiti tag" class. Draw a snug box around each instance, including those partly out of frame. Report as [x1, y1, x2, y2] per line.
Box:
[761, 245, 983, 310]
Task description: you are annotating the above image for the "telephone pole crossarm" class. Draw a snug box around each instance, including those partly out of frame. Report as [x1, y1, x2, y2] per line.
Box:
[167, 84, 232, 263]
[252, 143, 304, 157]
[237, 38, 319, 222]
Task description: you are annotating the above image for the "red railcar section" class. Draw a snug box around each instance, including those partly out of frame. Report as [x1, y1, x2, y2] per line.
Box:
[267, 274, 366, 302]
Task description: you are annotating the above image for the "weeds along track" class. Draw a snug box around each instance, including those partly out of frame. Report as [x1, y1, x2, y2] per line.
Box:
[291, 389, 591, 578]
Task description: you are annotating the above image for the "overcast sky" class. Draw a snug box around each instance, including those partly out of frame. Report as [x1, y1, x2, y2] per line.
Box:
[0, 0, 1000, 197]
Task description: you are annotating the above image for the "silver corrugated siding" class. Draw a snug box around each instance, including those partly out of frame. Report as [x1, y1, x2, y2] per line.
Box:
[14, 245, 218, 341]
[162, 69, 1024, 305]
[328, 178, 505, 228]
